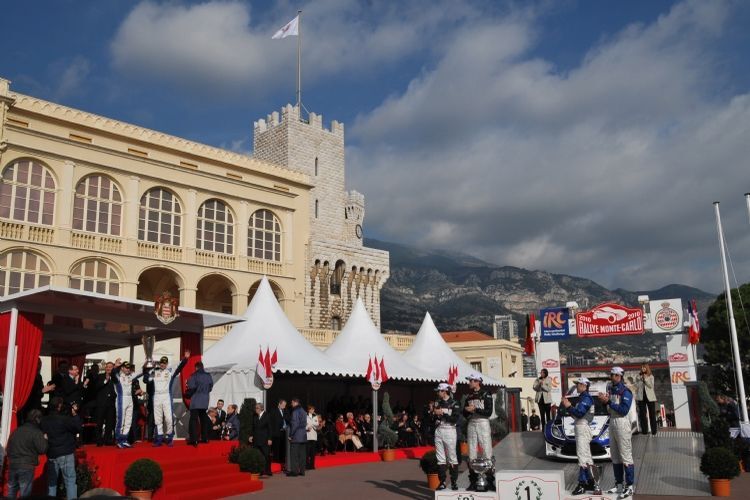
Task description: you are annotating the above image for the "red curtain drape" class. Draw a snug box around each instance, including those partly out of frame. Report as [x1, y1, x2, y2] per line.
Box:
[179, 332, 202, 406]
[0, 311, 44, 432]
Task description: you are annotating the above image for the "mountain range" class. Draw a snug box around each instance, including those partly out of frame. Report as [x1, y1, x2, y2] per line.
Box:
[367, 239, 716, 335]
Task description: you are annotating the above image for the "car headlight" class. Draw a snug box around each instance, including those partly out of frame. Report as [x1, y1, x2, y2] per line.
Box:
[599, 428, 609, 441]
[551, 425, 565, 440]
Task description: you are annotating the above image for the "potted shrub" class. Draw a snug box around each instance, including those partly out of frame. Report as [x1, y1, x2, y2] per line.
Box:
[703, 416, 731, 450]
[124, 459, 163, 499]
[378, 392, 398, 461]
[731, 437, 750, 472]
[700, 447, 740, 496]
[237, 446, 266, 481]
[239, 398, 256, 445]
[419, 449, 441, 490]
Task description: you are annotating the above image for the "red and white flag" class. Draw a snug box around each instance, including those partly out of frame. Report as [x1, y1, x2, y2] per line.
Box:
[447, 364, 458, 388]
[688, 299, 701, 345]
[272, 15, 299, 39]
[256, 347, 277, 389]
[379, 357, 389, 384]
[366, 355, 388, 389]
[524, 313, 536, 356]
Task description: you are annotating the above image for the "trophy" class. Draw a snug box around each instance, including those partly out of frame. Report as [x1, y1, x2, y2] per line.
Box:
[589, 463, 602, 495]
[142, 334, 156, 369]
[469, 456, 496, 492]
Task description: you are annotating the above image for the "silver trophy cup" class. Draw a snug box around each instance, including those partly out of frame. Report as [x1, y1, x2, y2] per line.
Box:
[589, 464, 602, 495]
[469, 456, 496, 492]
[142, 334, 156, 369]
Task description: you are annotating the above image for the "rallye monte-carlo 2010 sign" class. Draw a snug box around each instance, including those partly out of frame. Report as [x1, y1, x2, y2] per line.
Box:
[575, 303, 644, 337]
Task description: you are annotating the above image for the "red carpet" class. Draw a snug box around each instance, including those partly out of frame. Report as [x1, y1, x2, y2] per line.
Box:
[12, 443, 432, 498]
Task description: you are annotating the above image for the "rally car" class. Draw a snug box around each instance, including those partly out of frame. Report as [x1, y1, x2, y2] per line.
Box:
[544, 381, 638, 461]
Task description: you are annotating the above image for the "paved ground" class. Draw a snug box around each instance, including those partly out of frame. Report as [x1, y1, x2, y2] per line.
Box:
[227, 430, 748, 499]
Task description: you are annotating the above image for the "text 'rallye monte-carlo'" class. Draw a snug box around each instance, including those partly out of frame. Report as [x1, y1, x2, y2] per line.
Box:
[544, 379, 637, 460]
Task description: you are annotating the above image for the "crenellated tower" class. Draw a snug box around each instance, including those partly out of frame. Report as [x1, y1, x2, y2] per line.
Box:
[253, 105, 389, 329]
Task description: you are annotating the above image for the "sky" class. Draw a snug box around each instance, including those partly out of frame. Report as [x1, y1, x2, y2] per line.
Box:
[2, 0, 750, 294]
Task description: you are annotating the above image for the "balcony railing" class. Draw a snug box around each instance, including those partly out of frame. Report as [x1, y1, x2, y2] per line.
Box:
[72, 231, 124, 253]
[1, 220, 55, 244]
[204, 324, 233, 340]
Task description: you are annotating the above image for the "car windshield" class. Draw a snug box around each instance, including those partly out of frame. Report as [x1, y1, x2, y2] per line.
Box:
[556, 396, 609, 418]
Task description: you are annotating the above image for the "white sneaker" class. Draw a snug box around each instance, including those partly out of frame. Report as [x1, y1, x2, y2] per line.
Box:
[122, 441, 133, 448]
[606, 484, 622, 494]
[619, 485, 634, 499]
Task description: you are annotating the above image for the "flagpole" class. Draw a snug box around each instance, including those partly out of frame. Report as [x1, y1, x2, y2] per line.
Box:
[373, 389, 379, 453]
[713, 202, 749, 424]
[297, 9, 302, 116]
[745, 193, 750, 225]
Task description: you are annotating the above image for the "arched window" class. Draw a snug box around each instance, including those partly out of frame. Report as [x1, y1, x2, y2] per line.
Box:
[0, 159, 56, 225]
[197, 199, 234, 254]
[69, 259, 121, 295]
[138, 188, 182, 245]
[330, 260, 345, 295]
[0, 250, 52, 296]
[331, 316, 341, 331]
[248, 209, 281, 261]
[73, 175, 123, 235]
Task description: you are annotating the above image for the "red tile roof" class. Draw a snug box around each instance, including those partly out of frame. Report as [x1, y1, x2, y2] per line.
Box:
[441, 331, 493, 342]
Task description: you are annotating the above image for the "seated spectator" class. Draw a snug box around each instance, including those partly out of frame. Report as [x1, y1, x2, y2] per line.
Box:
[318, 415, 337, 455]
[223, 404, 240, 440]
[335, 413, 363, 450]
[397, 412, 416, 447]
[359, 413, 374, 450]
[207, 408, 222, 440]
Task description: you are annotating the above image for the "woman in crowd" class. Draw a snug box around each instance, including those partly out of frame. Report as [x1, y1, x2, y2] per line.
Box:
[635, 364, 657, 435]
[306, 405, 320, 469]
[336, 413, 363, 450]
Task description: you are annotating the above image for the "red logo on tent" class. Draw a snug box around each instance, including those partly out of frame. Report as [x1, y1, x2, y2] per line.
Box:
[542, 359, 559, 369]
[669, 352, 688, 363]
[576, 303, 644, 337]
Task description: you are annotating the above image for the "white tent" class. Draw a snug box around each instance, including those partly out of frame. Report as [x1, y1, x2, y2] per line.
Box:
[202, 277, 355, 405]
[403, 312, 505, 387]
[325, 298, 439, 382]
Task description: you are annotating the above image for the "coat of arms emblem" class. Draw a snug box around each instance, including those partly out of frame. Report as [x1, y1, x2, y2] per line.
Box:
[155, 291, 179, 325]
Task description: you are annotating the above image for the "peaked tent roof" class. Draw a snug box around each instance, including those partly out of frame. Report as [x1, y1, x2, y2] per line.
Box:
[325, 299, 439, 382]
[202, 277, 354, 376]
[403, 312, 505, 387]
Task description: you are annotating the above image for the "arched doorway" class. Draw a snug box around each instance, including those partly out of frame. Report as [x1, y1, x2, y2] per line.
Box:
[248, 279, 285, 310]
[137, 267, 181, 302]
[196, 274, 235, 314]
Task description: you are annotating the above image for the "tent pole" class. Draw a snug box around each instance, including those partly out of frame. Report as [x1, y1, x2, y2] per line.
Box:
[1, 307, 19, 446]
[372, 389, 378, 453]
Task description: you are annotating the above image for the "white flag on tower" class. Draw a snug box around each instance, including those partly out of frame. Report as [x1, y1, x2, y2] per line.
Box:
[272, 15, 299, 39]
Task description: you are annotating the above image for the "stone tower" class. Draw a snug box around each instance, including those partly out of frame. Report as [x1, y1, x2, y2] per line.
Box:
[253, 105, 389, 328]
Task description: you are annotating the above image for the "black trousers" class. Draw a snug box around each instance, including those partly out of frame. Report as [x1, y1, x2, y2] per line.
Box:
[290, 442, 306, 474]
[189, 409, 210, 444]
[637, 400, 658, 435]
[538, 402, 551, 429]
[306, 440, 317, 469]
[96, 402, 116, 445]
[255, 444, 273, 475]
[273, 432, 287, 465]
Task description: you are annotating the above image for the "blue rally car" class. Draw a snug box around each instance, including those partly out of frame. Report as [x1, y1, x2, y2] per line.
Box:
[544, 381, 638, 460]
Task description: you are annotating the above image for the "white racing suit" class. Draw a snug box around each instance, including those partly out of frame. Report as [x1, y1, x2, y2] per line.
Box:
[464, 388, 494, 490]
[434, 396, 461, 488]
[607, 382, 635, 488]
[569, 391, 595, 487]
[145, 357, 187, 445]
[114, 367, 142, 445]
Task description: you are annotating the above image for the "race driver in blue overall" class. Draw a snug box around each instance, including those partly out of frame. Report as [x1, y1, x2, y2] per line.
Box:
[598, 366, 635, 499]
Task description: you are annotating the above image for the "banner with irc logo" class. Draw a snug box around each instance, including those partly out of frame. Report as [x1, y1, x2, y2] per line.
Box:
[666, 333, 697, 428]
[540, 307, 570, 341]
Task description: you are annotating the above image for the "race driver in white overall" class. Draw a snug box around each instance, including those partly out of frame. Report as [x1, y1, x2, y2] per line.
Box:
[599, 366, 635, 499]
[464, 372, 494, 491]
[145, 350, 189, 447]
[433, 382, 460, 491]
[112, 359, 143, 448]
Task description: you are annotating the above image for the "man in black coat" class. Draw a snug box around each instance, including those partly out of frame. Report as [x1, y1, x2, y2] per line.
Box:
[251, 402, 274, 476]
[271, 399, 289, 469]
[95, 362, 117, 446]
[59, 364, 86, 409]
[6, 409, 48, 498]
[41, 397, 83, 499]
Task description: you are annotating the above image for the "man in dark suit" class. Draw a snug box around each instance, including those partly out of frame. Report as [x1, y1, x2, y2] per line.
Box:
[216, 399, 227, 428]
[271, 399, 289, 469]
[251, 402, 273, 476]
[95, 362, 117, 446]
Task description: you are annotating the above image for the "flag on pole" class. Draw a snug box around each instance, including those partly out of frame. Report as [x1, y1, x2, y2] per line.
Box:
[688, 299, 701, 345]
[379, 357, 389, 384]
[524, 313, 536, 355]
[256, 347, 276, 388]
[272, 15, 299, 39]
[447, 364, 458, 390]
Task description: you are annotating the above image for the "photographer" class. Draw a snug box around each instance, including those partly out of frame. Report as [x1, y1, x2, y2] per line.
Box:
[41, 397, 82, 500]
[635, 364, 657, 436]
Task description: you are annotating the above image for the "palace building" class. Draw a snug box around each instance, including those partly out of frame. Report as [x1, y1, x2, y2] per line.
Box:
[0, 78, 389, 348]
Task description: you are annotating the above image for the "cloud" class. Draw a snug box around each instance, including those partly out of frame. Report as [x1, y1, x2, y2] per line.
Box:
[348, 0, 750, 292]
[110, 0, 476, 97]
